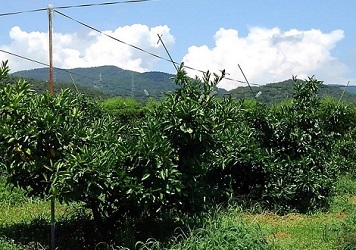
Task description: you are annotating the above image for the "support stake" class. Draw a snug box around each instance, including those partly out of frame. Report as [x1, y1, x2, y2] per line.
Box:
[157, 34, 178, 72]
[51, 196, 56, 250]
[238, 64, 256, 99]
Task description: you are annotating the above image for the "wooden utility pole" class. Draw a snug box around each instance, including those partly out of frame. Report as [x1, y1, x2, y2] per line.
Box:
[48, 6, 56, 250]
[48, 4, 54, 94]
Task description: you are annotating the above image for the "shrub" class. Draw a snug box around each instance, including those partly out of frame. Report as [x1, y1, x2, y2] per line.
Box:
[0, 80, 104, 199]
[101, 96, 146, 123]
[335, 127, 356, 176]
[259, 76, 340, 212]
[0, 61, 117, 226]
[108, 118, 183, 222]
[152, 64, 231, 213]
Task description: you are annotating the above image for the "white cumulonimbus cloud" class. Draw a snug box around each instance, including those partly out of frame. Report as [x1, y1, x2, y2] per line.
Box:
[0, 24, 175, 73]
[182, 27, 346, 90]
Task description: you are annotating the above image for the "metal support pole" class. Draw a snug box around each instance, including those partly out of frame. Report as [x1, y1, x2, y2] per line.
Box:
[157, 34, 178, 72]
[51, 196, 56, 250]
[238, 64, 256, 99]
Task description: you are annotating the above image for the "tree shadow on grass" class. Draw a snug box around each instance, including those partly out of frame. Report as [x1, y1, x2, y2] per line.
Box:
[0, 213, 109, 249]
[0, 211, 198, 249]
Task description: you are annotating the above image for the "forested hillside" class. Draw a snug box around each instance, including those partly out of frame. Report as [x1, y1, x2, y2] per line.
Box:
[12, 66, 356, 104]
[4, 75, 110, 99]
[12, 66, 178, 99]
[229, 79, 356, 104]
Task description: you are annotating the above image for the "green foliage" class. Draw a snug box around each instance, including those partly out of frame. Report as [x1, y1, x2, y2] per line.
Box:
[152, 64, 229, 212]
[0, 176, 27, 205]
[0, 61, 113, 228]
[0, 61, 10, 82]
[214, 99, 267, 197]
[320, 98, 356, 176]
[229, 78, 356, 105]
[0, 237, 19, 250]
[329, 209, 356, 250]
[257, 76, 344, 212]
[101, 96, 146, 122]
[0, 80, 104, 199]
[334, 174, 356, 196]
[1, 59, 355, 247]
[161, 209, 269, 250]
[335, 127, 356, 176]
[52, 116, 123, 224]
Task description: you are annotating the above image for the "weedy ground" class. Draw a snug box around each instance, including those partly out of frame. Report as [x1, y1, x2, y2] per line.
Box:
[0, 174, 355, 250]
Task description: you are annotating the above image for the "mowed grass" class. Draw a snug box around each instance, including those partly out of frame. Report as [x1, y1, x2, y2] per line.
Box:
[163, 174, 356, 250]
[242, 208, 349, 249]
[241, 174, 356, 250]
[0, 177, 75, 249]
[0, 174, 355, 249]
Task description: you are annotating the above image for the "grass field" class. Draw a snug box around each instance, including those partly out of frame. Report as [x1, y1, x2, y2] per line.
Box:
[0, 174, 355, 249]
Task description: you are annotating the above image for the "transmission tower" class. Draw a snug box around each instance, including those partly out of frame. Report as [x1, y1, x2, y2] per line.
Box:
[131, 72, 135, 96]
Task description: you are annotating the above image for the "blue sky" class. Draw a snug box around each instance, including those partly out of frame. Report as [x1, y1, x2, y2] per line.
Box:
[0, 0, 355, 89]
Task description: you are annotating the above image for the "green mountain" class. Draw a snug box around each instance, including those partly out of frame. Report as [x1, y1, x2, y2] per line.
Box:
[339, 85, 356, 94]
[4, 75, 110, 100]
[228, 79, 356, 104]
[12, 66, 180, 99]
[11, 66, 355, 104]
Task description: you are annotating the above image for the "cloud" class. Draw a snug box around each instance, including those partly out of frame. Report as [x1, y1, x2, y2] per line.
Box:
[0, 24, 175, 73]
[182, 27, 346, 90]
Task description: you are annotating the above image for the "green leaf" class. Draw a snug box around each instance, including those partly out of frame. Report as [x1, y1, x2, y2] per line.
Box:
[25, 148, 31, 155]
[7, 137, 15, 143]
[141, 173, 150, 181]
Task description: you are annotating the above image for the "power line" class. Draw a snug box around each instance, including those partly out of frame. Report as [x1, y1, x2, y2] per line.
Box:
[54, 10, 251, 86]
[54, 0, 154, 10]
[54, 10, 178, 66]
[0, 1, 253, 86]
[0, 1, 257, 88]
[0, 49, 49, 67]
[0, 48, 98, 86]
[0, 8, 46, 17]
[0, 0, 154, 17]
[0, 48, 161, 98]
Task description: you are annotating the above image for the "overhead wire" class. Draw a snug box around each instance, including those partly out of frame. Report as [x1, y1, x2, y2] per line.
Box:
[0, 49, 49, 67]
[0, 48, 162, 98]
[0, 48, 98, 89]
[1, 0, 258, 90]
[54, 9, 251, 86]
[54, 0, 154, 10]
[0, 0, 154, 17]
[0, 8, 46, 17]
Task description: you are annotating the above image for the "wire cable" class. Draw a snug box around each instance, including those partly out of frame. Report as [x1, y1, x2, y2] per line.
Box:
[1, 1, 256, 88]
[54, 0, 154, 10]
[54, 10, 178, 67]
[0, 8, 47, 17]
[0, 0, 154, 17]
[0, 48, 163, 98]
[0, 1, 252, 86]
[0, 49, 49, 67]
[0, 48, 102, 87]
[54, 9, 251, 86]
